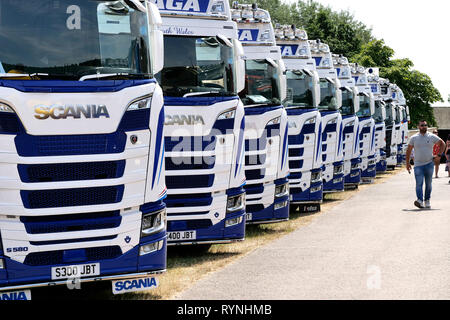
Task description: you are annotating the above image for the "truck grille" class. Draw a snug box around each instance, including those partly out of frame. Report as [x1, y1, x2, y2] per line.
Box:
[166, 175, 214, 189]
[18, 161, 125, 183]
[20, 210, 121, 234]
[15, 132, 127, 157]
[21, 185, 124, 209]
[23, 246, 122, 266]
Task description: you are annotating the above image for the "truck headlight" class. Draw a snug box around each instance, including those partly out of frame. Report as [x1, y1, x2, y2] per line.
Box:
[140, 240, 165, 256]
[217, 108, 236, 120]
[226, 193, 245, 213]
[127, 95, 152, 111]
[275, 183, 289, 198]
[334, 165, 344, 175]
[311, 171, 322, 183]
[141, 209, 166, 237]
[0, 102, 15, 113]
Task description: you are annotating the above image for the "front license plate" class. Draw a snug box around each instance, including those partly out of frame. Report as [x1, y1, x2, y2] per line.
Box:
[167, 230, 196, 242]
[51, 263, 100, 280]
[245, 213, 252, 221]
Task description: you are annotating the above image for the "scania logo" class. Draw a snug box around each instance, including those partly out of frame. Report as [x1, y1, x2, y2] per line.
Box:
[165, 114, 205, 126]
[34, 104, 110, 120]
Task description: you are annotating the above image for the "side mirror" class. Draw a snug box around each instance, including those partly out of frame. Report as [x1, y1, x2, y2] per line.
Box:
[335, 78, 342, 109]
[277, 59, 287, 103]
[353, 87, 360, 114]
[147, 3, 164, 75]
[369, 93, 375, 116]
[233, 38, 246, 94]
[313, 71, 320, 108]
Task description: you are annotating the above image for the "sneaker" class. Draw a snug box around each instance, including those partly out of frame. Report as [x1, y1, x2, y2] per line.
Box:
[424, 200, 431, 209]
[414, 200, 425, 209]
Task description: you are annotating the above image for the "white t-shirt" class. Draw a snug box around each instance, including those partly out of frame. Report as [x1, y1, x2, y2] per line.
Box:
[408, 132, 440, 167]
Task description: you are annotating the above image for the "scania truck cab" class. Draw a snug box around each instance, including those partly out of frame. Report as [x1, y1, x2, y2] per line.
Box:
[379, 78, 398, 170]
[0, 0, 167, 298]
[351, 64, 376, 184]
[153, 0, 247, 246]
[309, 40, 344, 193]
[366, 69, 387, 173]
[275, 25, 323, 213]
[334, 55, 361, 189]
[393, 85, 408, 165]
[390, 85, 403, 166]
[232, 3, 289, 224]
[397, 88, 409, 163]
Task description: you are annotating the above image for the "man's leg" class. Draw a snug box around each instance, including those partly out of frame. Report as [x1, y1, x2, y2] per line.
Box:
[424, 161, 434, 201]
[414, 164, 425, 202]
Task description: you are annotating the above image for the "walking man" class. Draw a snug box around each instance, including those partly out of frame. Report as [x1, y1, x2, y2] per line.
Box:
[406, 120, 445, 209]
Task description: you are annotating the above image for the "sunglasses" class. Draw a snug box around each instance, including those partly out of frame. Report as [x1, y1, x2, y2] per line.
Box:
[419, 124, 428, 127]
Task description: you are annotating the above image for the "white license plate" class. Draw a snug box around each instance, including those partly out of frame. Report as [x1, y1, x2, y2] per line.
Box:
[245, 213, 252, 221]
[0, 290, 31, 301]
[51, 263, 100, 280]
[112, 276, 158, 295]
[167, 230, 196, 242]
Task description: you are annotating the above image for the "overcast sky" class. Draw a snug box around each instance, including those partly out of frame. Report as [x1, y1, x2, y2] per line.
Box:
[283, 0, 450, 105]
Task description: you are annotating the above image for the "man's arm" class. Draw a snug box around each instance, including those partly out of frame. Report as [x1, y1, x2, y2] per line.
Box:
[406, 144, 414, 173]
[438, 139, 446, 154]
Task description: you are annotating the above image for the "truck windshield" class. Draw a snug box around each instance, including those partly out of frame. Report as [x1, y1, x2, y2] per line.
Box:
[340, 88, 354, 116]
[385, 103, 395, 124]
[0, 0, 152, 79]
[373, 100, 385, 123]
[318, 78, 338, 111]
[357, 94, 371, 117]
[240, 59, 281, 106]
[158, 35, 235, 97]
[284, 70, 314, 108]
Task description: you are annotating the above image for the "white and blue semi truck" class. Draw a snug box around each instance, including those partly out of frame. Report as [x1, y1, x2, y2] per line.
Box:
[275, 25, 323, 213]
[379, 78, 398, 170]
[309, 40, 345, 194]
[0, 0, 167, 297]
[391, 86, 407, 165]
[397, 88, 409, 163]
[333, 55, 361, 189]
[351, 64, 376, 184]
[366, 69, 387, 173]
[232, 3, 290, 224]
[153, 0, 247, 246]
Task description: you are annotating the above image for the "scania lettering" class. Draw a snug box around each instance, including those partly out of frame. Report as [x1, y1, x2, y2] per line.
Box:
[153, 0, 247, 247]
[351, 64, 376, 184]
[309, 40, 344, 193]
[334, 55, 361, 189]
[232, 3, 290, 224]
[0, 0, 167, 296]
[276, 25, 323, 213]
[366, 68, 387, 173]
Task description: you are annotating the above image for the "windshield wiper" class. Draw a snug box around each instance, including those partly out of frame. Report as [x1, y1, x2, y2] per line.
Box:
[183, 91, 220, 98]
[79, 73, 152, 81]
